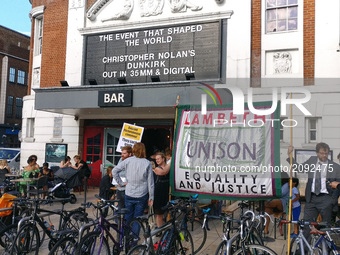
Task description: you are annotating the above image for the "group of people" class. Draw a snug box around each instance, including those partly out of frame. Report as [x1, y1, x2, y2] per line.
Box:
[15, 154, 91, 196]
[60, 155, 91, 178]
[265, 142, 340, 241]
[99, 143, 171, 229]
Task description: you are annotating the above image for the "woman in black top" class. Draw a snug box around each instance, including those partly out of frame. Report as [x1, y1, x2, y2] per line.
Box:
[153, 152, 170, 228]
[72, 155, 91, 178]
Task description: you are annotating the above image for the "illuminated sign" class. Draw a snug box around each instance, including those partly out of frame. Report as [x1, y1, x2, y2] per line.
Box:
[85, 21, 221, 84]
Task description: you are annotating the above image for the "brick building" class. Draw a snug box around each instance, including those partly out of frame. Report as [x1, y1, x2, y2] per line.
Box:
[0, 26, 30, 148]
[22, 0, 340, 185]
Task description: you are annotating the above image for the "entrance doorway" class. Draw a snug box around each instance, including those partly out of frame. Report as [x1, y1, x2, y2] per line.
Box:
[142, 127, 172, 158]
[84, 123, 173, 181]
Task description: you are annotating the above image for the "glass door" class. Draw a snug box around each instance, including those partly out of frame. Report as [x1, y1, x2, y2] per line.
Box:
[102, 128, 121, 177]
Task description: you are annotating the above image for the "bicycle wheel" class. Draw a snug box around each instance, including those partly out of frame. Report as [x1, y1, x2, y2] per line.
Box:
[127, 218, 145, 248]
[19, 208, 46, 246]
[62, 209, 92, 233]
[77, 231, 110, 255]
[176, 229, 194, 255]
[215, 239, 239, 255]
[186, 219, 207, 253]
[234, 244, 277, 255]
[127, 244, 148, 255]
[158, 229, 194, 255]
[48, 236, 77, 255]
[13, 223, 40, 255]
[0, 224, 17, 254]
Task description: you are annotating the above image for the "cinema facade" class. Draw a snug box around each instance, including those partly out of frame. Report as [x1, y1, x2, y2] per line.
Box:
[22, 0, 340, 184]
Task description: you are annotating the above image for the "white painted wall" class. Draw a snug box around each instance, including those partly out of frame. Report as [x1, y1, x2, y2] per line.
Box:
[315, 0, 340, 78]
[21, 95, 81, 169]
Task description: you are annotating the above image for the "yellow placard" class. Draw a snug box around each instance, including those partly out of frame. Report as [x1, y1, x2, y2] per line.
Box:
[121, 124, 143, 140]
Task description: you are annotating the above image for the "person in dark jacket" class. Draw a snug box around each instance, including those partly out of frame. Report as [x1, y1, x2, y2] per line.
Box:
[99, 166, 115, 216]
[99, 166, 114, 200]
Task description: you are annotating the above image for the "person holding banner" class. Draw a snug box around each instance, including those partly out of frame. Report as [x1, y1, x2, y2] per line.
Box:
[112, 142, 155, 229]
[287, 142, 340, 240]
[153, 152, 170, 228]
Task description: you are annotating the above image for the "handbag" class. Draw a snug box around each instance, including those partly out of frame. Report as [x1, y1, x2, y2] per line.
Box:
[148, 205, 157, 230]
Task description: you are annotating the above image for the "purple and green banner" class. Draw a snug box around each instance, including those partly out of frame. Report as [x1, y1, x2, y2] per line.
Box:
[170, 102, 281, 200]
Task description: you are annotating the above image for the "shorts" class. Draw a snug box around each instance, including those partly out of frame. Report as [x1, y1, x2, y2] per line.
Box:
[292, 205, 301, 221]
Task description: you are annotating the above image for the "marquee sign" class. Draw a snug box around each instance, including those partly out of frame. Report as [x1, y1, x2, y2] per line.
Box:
[170, 103, 281, 200]
[84, 21, 221, 85]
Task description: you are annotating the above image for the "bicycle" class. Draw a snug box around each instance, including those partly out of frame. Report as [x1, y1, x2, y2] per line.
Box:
[75, 194, 144, 255]
[128, 199, 194, 255]
[281, 220, 338, 255]
[0, 197, 33, 254]
[178, 194, 207, 254]
[203, 202, 275, 255]
[10, 197, 91, 254]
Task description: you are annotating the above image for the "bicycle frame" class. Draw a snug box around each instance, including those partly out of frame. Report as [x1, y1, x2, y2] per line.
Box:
[17, 199, 83, 243]
[92, 211, 138, 253]
[294, 233, 314, 255]
[311, 230, 338, 255]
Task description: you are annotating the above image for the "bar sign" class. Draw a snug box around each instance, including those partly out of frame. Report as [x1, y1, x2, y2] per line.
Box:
[98, 90, 133, 107]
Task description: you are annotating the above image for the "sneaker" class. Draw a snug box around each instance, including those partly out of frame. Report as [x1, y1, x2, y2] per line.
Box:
[290, 233, 298, 238]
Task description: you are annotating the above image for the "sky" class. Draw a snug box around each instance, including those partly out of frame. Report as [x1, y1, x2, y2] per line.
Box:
[0, 0, 32, 36]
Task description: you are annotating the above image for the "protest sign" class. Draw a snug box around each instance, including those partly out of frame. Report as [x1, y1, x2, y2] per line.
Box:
[116, 123, 144, 152]
[170, 102, 281, 200]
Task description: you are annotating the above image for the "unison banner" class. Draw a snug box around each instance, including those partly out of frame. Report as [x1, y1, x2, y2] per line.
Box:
[170, 103, 281, 200]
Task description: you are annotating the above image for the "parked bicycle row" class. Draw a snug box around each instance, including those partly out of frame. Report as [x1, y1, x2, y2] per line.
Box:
[0, 190, 290, 255]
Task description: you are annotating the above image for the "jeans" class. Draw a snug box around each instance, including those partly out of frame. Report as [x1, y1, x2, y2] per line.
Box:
[125, 193, 148, 235]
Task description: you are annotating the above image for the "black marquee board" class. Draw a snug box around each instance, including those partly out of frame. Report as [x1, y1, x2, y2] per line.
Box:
[84, 21, 221, 85]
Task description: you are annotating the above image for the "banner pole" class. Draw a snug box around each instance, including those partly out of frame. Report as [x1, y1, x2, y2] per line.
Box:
[169, 95, 180, 202]
[287, 92, 293, 255]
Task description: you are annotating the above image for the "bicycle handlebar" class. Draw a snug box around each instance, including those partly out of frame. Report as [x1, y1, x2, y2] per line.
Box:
[280, 220, 319, 226]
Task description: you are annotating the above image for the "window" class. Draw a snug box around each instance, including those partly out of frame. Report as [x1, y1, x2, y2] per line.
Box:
[86, 133, 102, 165]
[26, 118, 35, 138]
[15, 98, 23, 119]
[306, 118, 320, 143]
[6, 96, 14, 118]
[35, 18, 43, 55]
[18, 70, 25, 85]
[9, 68, 15, 83]
[266, 0, 298, 33]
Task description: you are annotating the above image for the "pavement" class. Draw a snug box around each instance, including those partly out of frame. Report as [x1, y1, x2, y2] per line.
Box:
[0, 187, 291, 255]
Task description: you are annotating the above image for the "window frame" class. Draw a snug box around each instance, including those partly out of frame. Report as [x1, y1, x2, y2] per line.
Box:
[15, 98, 23, 119]
[9, 68, 16, 83]
[34, 17, 43, 56]
[6, 96, 14, 118]
[17, 70, 26, 85]
[26, 118, 35, 138]
[305, 117, 320, 143]
[266, 0, 298, 33]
